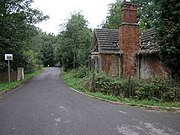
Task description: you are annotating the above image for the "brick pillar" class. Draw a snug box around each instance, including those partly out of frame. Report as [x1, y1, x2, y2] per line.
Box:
[119, 1, 139, 76]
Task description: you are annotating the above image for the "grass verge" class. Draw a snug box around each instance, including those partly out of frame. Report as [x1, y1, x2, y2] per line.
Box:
[0, 69, 43, 94]
[62, 70, 180, 109]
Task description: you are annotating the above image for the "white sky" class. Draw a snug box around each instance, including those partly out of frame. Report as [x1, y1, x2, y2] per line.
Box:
[32, 0, 115, 35]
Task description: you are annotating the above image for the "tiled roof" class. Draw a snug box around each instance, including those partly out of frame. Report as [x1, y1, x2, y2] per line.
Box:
[140, 28, 159, 51]
[91, 28, 159, 54]
[93, 29, 120, 53]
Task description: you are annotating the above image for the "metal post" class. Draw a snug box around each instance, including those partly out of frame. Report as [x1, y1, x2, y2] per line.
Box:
[8, 60, 10, 82]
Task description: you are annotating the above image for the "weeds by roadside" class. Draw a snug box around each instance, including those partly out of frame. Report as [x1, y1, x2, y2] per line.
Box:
[61, 67, 180, 108]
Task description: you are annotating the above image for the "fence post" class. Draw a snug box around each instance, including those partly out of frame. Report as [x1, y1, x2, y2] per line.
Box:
[127, 76, 131, 97]
[17, 67, 24, 81]
[90, 70, 95, 92]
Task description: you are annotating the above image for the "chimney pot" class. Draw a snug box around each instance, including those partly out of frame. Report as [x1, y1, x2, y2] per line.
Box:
[121, 1, 137, 24]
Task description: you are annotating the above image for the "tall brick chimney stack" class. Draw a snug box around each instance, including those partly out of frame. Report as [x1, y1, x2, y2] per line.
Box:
[119, 0, 139, 76]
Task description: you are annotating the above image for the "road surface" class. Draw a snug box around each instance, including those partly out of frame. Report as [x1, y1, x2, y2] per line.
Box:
[0, 67, 179, 135]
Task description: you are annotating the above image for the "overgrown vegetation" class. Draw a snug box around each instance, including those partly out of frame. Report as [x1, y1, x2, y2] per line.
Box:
[102, 0, 158, 31]
[55, 12, 92, 71]
[62, 67, 180, 108]
[0, 0, 49, 73]
[155, 0, 180, 79]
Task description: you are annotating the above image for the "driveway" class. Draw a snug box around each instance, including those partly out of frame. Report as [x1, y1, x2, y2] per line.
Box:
[0, 67, 179, 135]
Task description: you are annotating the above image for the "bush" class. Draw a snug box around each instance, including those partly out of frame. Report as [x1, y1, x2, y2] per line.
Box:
[92, 73, 127, 97]
[74, 66, 91, 78]
[64, 67, 180, 102]
[135, 78, 180, 102]
[93, 73, 180, 102]
[23, 50, 39, 73]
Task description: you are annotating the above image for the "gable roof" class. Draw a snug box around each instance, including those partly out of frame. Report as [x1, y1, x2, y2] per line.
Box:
[91, 29, 120, 54]
[91, 28, 159, 55]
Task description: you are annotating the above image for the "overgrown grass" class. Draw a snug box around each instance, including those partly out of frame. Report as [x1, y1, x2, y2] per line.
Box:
[120, 98, 180, 108]
[62, 70, 119, 102]
[0, 69, 42, 94]
[61, 68, 180, 108]
[89, 92, 119, 102]
[62, 70, 86, 92]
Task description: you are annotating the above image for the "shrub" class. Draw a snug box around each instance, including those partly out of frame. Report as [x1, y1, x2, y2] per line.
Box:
[135, 78, 180, 102]
[73, 66, 91, 78]
[93, 73, 180, 102]
[65, 67, 180, 102]
[92, 73, 128, 97]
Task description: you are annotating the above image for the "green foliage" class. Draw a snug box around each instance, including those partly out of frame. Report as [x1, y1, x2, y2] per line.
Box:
[28, 30, 58, 67]
[102, 0, 157, 31]
[93, 73, 123, 96]
[73, 66, 91, 78]
[76, 68, 180, 102]
[155, 0, 180, 79]
[132, 78, 179, 102]
[0, 0, 48, 72]
[66, 67, 180, 102]
[55, 12, 92, 70]
[23, 50, 39, 72]
[40, 36, 56, 67]
[62, 68, 180, 107]
[132, 0, 158, 31]
[91, 92, 118, 102]
[61, 69, 87, 93]
[102, 0, 121, 29]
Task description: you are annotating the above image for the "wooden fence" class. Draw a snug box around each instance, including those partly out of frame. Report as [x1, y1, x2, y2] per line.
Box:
[0, 72, 17, 82]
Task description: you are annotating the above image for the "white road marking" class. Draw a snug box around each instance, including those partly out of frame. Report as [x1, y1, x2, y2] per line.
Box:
[119, 110, 127, 114]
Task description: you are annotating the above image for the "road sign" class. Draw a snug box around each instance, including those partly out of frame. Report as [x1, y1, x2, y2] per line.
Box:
[121, 0, 130, 2]
[5, 54, 13, 60]
[5, 54, 13, 82]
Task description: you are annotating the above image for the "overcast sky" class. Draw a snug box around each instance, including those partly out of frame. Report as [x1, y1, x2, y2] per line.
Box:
[32, 0, 115, 35]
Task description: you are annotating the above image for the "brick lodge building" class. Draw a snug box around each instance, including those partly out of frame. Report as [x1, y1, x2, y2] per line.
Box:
[89, 0, 169, 79]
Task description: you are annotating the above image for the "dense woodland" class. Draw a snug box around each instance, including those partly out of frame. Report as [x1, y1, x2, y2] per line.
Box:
[0, 0, 48, 72]
[0, 0, 179, 79]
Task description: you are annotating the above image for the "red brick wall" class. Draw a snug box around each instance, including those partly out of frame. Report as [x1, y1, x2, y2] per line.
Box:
[101, 54, 120, 75]
[119, 23, 139, 76]
[102, 54, 111, 74]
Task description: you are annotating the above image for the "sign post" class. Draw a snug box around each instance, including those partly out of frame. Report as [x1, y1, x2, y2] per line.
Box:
[5, 54, 13, 82]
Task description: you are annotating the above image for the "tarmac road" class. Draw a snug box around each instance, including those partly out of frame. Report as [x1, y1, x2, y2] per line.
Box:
[0, 67, 179, 135]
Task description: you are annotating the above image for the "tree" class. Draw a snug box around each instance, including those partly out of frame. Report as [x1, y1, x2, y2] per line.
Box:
[102, 0, 121, 29]
[102, 0, 157, 31]
[155, 0, 180, 79]
[132, 0, 158, 31]
[55, 12, 92, 70]
[23, 50, 39, 72]
[41, 42, 55, 67]
[0, 0, 48, 72]
[27, 30, 58, 68]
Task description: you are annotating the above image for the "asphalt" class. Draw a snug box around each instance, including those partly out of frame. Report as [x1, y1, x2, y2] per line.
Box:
[0, 67, 179, 135]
